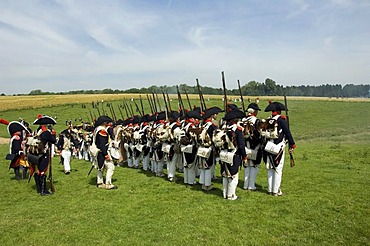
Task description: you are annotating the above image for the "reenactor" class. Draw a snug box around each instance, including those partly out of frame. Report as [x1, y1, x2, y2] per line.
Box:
[6, 121, 30, 180]
[57, 127, 78, 174]
[27, 115, 57, 196]
[93, 115, 117, 190]
[218, 109, 247, 200]
[263, 102, 296, 196]
[197, 107, 222, 191]
[180, 109, 202, 186]
[242, 103, 263, 191]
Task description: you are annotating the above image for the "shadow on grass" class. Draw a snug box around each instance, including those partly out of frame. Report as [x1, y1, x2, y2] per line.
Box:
[118, 163, 223, 198]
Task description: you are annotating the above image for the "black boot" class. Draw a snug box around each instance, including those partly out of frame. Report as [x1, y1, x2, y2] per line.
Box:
[14, 167, 21, 180]
[40, 175, 52, 196]
[20, 166, 28, 180]
[34, 174, 42, 193]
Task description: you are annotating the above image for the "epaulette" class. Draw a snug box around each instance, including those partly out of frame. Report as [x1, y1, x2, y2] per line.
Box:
[98, 129, 108, 137]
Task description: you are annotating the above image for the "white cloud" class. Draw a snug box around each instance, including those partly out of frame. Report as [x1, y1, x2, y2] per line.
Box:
[0, 0, 369, 94]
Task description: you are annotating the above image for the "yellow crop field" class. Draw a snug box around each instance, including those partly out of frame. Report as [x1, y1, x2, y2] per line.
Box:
[0, 94, 368, 111]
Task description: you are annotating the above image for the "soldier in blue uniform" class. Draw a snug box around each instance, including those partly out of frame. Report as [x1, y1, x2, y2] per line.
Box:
[220, 109, 247, 200]
[263, 102, 296, 196]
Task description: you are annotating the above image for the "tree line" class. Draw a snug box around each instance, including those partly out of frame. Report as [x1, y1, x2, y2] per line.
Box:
[19, 78, 370, 98]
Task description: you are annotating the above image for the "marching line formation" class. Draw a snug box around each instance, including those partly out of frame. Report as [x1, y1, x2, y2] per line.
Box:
[2, 76, 296, 200]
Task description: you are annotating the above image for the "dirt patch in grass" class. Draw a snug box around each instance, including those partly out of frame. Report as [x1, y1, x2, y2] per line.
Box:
[0, 137, 9, 145]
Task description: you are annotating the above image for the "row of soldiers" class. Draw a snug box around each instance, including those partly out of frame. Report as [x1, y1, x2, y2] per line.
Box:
[3, 100, 295, 199]
[91, 100, 296, 200]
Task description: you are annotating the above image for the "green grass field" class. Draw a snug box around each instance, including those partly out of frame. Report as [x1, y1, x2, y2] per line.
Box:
[0, 96, 369, 245]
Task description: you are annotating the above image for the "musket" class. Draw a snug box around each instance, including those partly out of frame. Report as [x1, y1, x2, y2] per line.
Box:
[117, 104, 124, 119]
[101, 101, 107, 115]
[146, 94, 154, 114]
[89, 110, 94, 122]
[177, 85, 186, 117]
[238, 79, 246, 112]
[111, 103, 118, 121]
[151, 92, 158, 112]
[133, 99, 142, 116]
[155, 93, 162, 111]
[166, 92, 172, 112]
[96, 106, 101, 116]
[107, 103, 115, 121]
[139, 95, 145, 115]
[129, 101, 134, 116]
[183, 87, 192, 109]
[162, 91, 170, 120]
[284, 92, 295, 167]
[222, 71, 228, 112]
[196, 79, 207, 112]
[87, 163, 95, 177]
[48, 143, 55, 193]
[122, 101, 130, 118]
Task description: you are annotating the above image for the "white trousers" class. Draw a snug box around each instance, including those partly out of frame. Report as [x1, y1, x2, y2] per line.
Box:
[243, 162, 260, 190]
[127, 157, 134, 167]
[184, 163, 196, 185]
[199, 169, 212, 187]
[61, 150, 71, 172]
[142, 155, 150, 171]
[222, 173, 239, 199]
[266, 151, 285, 193]
[167, 153, 180, 179]
[133, 155, 141, 168]
[97, 160, 115, 185]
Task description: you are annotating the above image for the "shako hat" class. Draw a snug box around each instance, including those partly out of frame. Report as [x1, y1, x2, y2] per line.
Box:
[7, 121, 29, 136]
[264, 102, 286, 112]
[223, 109, 245, 121]
[33, 115, 57, 125]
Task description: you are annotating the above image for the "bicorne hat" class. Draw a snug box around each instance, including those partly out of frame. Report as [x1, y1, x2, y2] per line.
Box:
[33, 115, 57, 125]
[7, 121, 29, 136]
[223, 109, 245, 121]
[247, 103, 261, 111]
[186, 109, 202, 120]
[94, 115, 113, 127]
[202, 106, 223, 120]
[264, 102, 286, 112]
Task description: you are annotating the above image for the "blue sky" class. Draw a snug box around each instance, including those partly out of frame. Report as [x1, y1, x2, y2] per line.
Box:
[0, 0, 369, 94]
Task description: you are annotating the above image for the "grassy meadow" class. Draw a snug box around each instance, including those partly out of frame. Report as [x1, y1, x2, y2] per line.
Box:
[0, 94, 369, 245]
